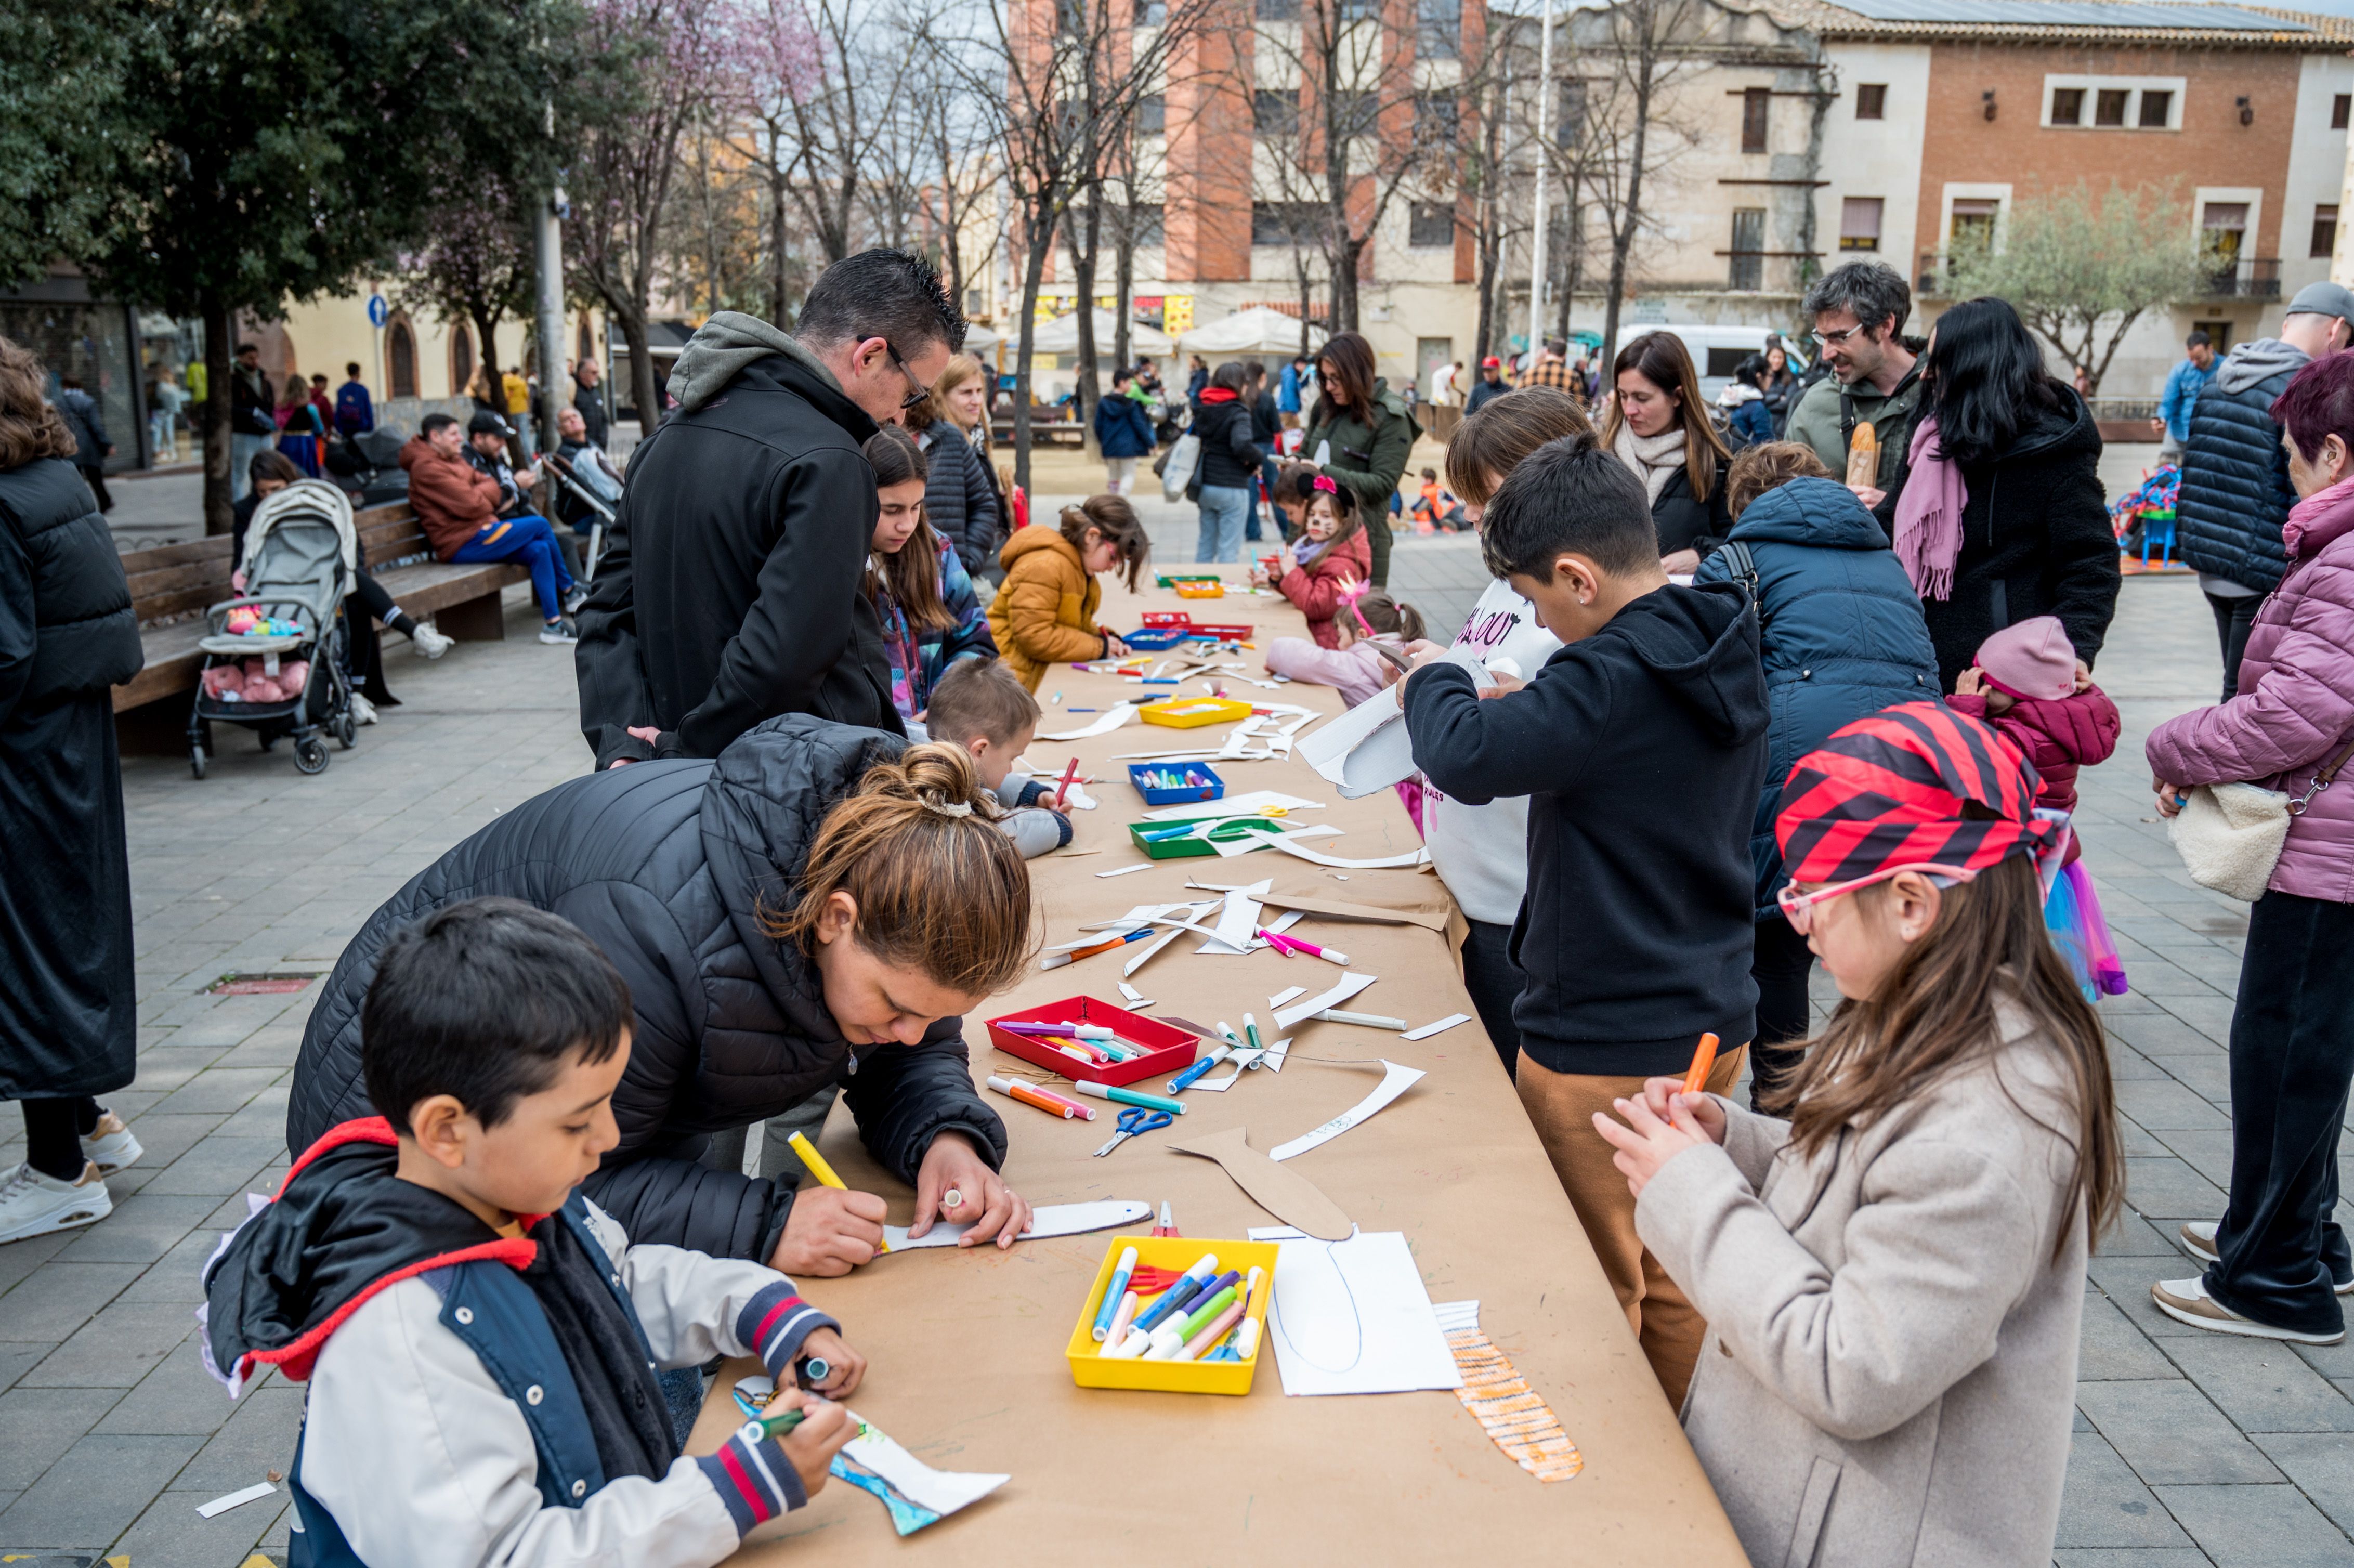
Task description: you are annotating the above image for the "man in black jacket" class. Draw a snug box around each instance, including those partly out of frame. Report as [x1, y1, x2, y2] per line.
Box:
[2176, 281, 2353, 699]
[576, 249, 965, 768]
[228, 343, 279, 502]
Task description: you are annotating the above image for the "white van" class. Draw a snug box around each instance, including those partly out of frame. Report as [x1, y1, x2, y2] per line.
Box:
[1614, 323, 1809, 401]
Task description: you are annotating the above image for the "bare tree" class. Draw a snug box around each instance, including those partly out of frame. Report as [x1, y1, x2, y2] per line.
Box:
[397, 176, 534, 393]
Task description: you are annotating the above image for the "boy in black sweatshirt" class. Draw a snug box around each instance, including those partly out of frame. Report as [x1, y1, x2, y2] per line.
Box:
[1400, 428, 1768, 1408]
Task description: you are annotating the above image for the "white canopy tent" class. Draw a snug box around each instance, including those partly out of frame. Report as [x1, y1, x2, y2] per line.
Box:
[960, 322, 1003, 356]
[1178, 305, 1323, 357]
[1026, 308, 1173, 357]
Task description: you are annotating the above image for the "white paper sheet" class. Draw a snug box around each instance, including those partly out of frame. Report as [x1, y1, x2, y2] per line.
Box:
[196, 1482, 277, 1519]
[1272, 971, 1381, 1029]
[1402, 1013, 1472, 1041]
[1297, 650, 1493, 798]
[1270, 1060, 1425, 1161]
[1266, 838, 1432, 870]
[1247, 1228, 1463, 1397]
[1039, 702, 1137, 741]
[1140, 790, 1325, 822]
[1200, 879, 1273, 954]
[839, 1419, 1009, 1518]
[1432, 1299, 1481, 1333]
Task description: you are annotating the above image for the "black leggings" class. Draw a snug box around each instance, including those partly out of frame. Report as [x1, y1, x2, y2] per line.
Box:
[22, 1096, 101, 1181]
[1749, 916, 1816, 1108]
[2207, 590, 2262, 702]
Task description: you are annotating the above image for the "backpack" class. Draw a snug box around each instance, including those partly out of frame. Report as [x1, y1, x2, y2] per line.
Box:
[1716, 540, 1772, 632]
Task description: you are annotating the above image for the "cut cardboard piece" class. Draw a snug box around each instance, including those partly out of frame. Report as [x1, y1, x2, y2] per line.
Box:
[1256, 890, 1454, 933]
[1167, 1125, 1353, 1240]
[880, 1199, 1152, 1252]
[1297, 650, 1493, 798]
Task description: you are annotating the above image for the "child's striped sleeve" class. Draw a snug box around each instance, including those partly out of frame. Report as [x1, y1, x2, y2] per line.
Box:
[697, 1419, 808, 1533]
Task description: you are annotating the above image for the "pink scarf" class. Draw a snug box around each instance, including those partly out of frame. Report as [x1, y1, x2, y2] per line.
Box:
[1892, 416, 1967, 601]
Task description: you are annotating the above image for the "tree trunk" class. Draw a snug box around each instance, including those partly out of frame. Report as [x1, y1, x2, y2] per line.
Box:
[1474, 232, 1497, 363]
[1113, 229, 1134, 372]
[1073, 193, 1102, 459]
[201, 294, 234, 538]
[471, 307, 504, 393]
[768, 149, 791, 326]
[617, 306, 659, 438]
[1013, 230, 1053, 495]
[1296, 253, 1315, 360]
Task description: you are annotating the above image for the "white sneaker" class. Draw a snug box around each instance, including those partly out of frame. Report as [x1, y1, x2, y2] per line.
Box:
[2180, 1219, 2354, 1293]
[83, 1112, 142, 1174]
[2152, 1274, 2346, 1343]
[0, 1161, 113, 1244]
[409, 622, 453, 659]
[349, 692, 378, 726]
[539, 617, 579, 646]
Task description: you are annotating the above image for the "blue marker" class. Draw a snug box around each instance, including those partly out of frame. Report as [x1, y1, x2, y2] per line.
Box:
[1168, 1042, 1232, 1093]
[1133, 1252, 1219, 1333]
[1092, 1246, 1139, 1341]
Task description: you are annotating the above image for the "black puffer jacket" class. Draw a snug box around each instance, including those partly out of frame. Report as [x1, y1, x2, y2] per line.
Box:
[575, 341, 900, 769]
[1189, 396, 1262, 492]
[1876, 386, 2120, 690]
[2175, 338, 2307, 595]
[285, 716, 1009, 1263]
[917, 426, 1001, 582]
[0, 457, 141, 707]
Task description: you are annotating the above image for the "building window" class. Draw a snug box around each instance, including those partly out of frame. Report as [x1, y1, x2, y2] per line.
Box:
[1135, 0, 1166, 20]
[1254, 0, 1296, 18]
[1855, 83, 1886, 120]
[1729, 208, 1764, 290]
[2314, 203, 2340, 259]
[2050, 87, 2084, 125]
[1252, 202, 1323, 247]
[2138, 89, 2172, 128]
[1137, 94, 1165, 135]
[1332, 89, 1377, 140]
[1414, 93, 1458, 146]
[1416, 0, 1459, 57]
[389, 322, 417, 399]
[2203, 202, 2250, 267]
[1409, 201, 1455, 247]
[2095, 88, 2128, 126]
[2046, 75, 2181, 130]
[1557, 78, 1587, 149]
[1128, 203, 1166, 245]
[2193, 318, 2234, 353]
[1741, 87, 1769, 153]
[449, 324, 474, 396]
[1840, 197, 1884, 252]
[2336, 94, 2351, 130]
[1254, 89, 1298, 137]
[1950, 198, 1999, 253]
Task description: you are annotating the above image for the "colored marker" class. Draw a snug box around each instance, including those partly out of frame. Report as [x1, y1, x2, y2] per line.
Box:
[986, 1075, 1081, 1119]
[1153, 1201, 1178, 1237]
[1265, 931, 1349, 965]
[1238, 1265, 1263, 1322]
[1681, 1031, 1722, 1097]
[1053, 757, 1080, 809]
[1024, 1082, 1095, 1119]
[1243, 1013, 1263, 1054]
[1214, 1021, 1245, 1049]
[1315, 1009, 1408, 1029]
[1142, 1323, 1185, 1360]
[1233, 1316, 1262, 1360]
[1094, 1247, 1139, 1340]
[1179, 1300, 1247, 1361]
[1133, 1253, 1219, 1332]
[1179, 1283, 1240, 1341]
[1168, 1042, 1232, 1093]
[1067, 707, 1098, 713]
[1068, 1079, 1185, 1116]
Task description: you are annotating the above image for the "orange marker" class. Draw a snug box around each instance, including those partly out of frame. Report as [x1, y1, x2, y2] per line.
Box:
[987, 1075, 1080, 1119]
[1680, 1031, 1721, 1097]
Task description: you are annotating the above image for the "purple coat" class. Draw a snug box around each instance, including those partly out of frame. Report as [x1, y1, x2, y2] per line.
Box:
[2146, 475, 2354, 902]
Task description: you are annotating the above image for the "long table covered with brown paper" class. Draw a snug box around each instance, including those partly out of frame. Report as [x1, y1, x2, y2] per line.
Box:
[697, 565, 1746, 1564]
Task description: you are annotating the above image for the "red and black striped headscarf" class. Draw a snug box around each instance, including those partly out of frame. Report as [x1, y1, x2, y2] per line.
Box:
[1776, 701, 2063, 885]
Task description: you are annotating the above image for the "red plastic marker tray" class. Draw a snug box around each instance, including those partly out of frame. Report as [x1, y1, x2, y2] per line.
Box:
[1137, 610, 1253, 640]
[985, 996, 1199, 1088]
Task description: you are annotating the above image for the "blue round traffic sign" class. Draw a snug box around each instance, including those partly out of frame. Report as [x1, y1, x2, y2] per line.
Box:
[367, 295, 389, 328]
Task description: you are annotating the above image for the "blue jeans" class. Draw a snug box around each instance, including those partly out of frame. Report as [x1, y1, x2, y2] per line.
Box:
[1195, 485, 1251, 563]
[450, 513, 573, 619]
[230, 432, 272, 500]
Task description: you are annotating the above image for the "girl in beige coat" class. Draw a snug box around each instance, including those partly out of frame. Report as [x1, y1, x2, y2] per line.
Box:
[1596, 702, 2123, 1568]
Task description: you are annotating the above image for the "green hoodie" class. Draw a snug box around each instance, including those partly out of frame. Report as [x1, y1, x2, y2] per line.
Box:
[1784, 364, 1922, 490]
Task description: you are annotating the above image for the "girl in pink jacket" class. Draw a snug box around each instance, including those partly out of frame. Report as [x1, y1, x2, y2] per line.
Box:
[2146, 351, 2354, 1347]
[1250, 472, 1372, 647]
[1263, 591, 1425, 708]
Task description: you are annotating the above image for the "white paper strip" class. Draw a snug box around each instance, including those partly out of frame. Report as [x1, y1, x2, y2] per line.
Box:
[881, 1199, 1150, 1251]
[1432, 1299, 1482, 1333]
[1402, 1013, 1472, 1041]
[1201, 879, 1273, 955]
[1208, 822, 1343, 858]
[1267, 838, 1433, 870]
[1269, 985, 1309, 1010]
[1263, 1035, 1294, 1072]
[1095, 862, 1155, 878]
[1118, 982, 1147, 1003]
[1270, 1061, 1426, 1161]
[1040, 702, 1139, 741]
[839, 1419, 1009, 1518]
[196, 1483, 277, 1519]
[1140, 790, 1325, 822]
[1122, 926, 1187, 976]
[1273, 971, 1381, 1029]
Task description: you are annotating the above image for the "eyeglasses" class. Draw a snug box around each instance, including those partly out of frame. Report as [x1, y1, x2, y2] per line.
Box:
[884, 341, 932, 412]
[1775, 862, 1977, 934]
[1811, 323, 1871, 349]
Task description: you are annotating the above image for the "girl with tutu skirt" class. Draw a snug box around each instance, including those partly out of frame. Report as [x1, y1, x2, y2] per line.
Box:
[1949, 616, 2130, 999]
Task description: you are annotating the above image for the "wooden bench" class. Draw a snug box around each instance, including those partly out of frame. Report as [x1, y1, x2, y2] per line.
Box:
[989, 415, 1088, 448]
[114, 501, 529, 713]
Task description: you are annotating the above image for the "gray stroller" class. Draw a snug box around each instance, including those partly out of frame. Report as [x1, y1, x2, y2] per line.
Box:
[187, 480, 358, 778]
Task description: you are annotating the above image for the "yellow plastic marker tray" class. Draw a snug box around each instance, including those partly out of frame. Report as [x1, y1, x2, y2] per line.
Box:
[1139, 696, 1254, 728]
[1066, 1234, 1278, 1395]
[1173, 580, 1227, 598]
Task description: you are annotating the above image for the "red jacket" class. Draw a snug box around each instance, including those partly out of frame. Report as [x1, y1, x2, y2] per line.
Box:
[399, 435, 501, 559]
[1950, 684, 2120, 864]
[1277, 528, 1375, 649]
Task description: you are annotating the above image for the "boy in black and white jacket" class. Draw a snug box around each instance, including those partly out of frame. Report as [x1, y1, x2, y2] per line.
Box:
[202, 898, 862, 1566]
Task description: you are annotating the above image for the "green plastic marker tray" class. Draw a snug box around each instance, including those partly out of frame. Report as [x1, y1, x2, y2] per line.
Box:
[1127, 817, 1286, 860]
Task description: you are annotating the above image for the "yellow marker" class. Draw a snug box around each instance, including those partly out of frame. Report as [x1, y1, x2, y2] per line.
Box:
[788, 1130, 887, 1252]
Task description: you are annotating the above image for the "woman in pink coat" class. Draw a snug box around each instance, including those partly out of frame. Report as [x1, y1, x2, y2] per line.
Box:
[2147, 351, 2354, 1346]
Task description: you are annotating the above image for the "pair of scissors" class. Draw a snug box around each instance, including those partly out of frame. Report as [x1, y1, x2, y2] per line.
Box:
[1093, 1105, 1174, 1156]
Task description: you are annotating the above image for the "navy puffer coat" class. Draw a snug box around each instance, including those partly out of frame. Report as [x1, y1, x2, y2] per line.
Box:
[285, 715, 1008, 1263]
[2176, 338, 2307, 595]
[917, 426, 1003, 583]
[1695, 477, 1942, 913]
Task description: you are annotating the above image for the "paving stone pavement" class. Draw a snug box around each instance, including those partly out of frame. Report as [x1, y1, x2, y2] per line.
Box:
[2, 559, 2348, 1564]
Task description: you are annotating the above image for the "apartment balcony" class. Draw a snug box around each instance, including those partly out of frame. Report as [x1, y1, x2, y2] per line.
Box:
[1918, 253, 2281, 302]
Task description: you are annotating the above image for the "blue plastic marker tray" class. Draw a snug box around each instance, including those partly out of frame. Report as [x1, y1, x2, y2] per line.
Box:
[1120, 628, 1192, 651]
[1128, 761, 1225, 805]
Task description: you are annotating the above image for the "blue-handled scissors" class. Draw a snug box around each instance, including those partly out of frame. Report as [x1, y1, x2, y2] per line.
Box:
[1092, 1105, 1174, 1157]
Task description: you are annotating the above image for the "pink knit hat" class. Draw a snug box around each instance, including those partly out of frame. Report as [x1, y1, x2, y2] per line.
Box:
[1974, 616, 2076, 701]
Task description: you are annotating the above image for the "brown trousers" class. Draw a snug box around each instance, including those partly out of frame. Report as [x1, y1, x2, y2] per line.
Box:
[1516, 1044, 1748, 1410]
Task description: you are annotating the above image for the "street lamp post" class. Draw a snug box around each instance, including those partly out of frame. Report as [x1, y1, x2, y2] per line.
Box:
[1526, 0, 1555, 365]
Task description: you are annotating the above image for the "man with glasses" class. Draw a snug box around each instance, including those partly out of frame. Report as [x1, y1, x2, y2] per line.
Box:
[1784, 260, 1921, 506]
[576, 247, 965, 767]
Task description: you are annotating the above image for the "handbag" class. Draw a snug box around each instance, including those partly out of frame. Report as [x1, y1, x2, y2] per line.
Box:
[2171, 737, 2354, 901]
[1160, 430, 1200, 503]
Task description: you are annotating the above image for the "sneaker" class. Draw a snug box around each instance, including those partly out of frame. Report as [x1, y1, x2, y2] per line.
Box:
[539, 617, 579, 646]
[563, 584, 590, 616]
[2179, 1219, 2352, 1292]
[2152, 1275, 2345, 1343]
[409, 622, 453, 660]
[0, 1161, 113, 1244]
[349, 692, 378, 726]
[83, 1112, 142, 1174]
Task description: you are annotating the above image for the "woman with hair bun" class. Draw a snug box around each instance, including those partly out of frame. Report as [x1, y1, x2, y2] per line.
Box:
[287, 718, 1041, 1274]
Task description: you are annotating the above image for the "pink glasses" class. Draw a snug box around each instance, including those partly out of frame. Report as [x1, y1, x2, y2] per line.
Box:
[1776, 863, 1978, 934]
